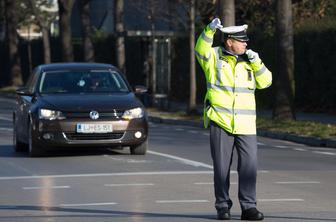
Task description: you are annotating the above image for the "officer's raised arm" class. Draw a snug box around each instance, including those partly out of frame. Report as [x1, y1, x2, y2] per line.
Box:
[194, 18, 221, 71]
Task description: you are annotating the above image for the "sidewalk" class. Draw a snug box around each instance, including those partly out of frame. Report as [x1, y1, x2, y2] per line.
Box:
[148, 103, 336, 149]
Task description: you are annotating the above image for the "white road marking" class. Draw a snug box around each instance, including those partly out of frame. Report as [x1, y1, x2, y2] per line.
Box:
[147, 150, 214, 169]
[0, 127, 13, 131]
[258, 198, 304, 202]
[156, 200, 209, 204]
[194, 182, 214, 185]
[188, 130, 199, 134]
[293, 148, 307, 151]
[313, 151, 336, 156]
[275, 181, 320, 184]
[60, 202, 118, 207]
[0, 171, 214, 180]
[104, 183, 154, 187]
[0, 117, 12, 121]
[22, 186, 70, 190]
[257, 142, 265, 146]
[175, 128, 184, 131]
[203, 133, 209, 136]
[274, 145, 289, 148]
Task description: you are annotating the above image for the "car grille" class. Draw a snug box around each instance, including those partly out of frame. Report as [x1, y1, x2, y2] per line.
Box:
[63, 111, 124, 119]
[65, 132, 124, 140]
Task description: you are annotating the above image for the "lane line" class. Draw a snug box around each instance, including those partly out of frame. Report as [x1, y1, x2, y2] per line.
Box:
[0, 171, 214, 180]
[147, 150, 214, 169]
[258, 198, 304, 202]
[22, 186, 70, 190]
[104, 183, 154, 187]
[313, 151, 336, 156]
[275, 181, 320, 184]
[257, 142, 265, 146]
[0, 127, 13, 131]
[60, 202, 117, 207]
[188, 130, 199, 134]
[194, 182, 214, 185]
[293, 148, 307, 151]
[274, 145, 289, 148]
[156, 200, 209, 204]
[0, 117, 12, 121]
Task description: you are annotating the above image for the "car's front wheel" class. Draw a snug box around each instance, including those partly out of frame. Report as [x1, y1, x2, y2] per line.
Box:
[28, 124, 43, 157]
[13, 123, 27, 152]
[130, 139, 148, 155]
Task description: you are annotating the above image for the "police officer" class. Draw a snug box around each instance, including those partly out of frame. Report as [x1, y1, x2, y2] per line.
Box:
[195, 18, 272, 220]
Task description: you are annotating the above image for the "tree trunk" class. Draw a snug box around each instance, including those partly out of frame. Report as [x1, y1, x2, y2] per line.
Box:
[219, 0, 235, 27]
[115, 0, 126, 74]
[78, 0, 94, 62]
[5, 0, 23, 86]
[273, 0, 296, 120]
[41, 27, 51, 63]
[28, 0, 51, 64]
[58, 0, 75, 62]
[188, 0, 197, 113]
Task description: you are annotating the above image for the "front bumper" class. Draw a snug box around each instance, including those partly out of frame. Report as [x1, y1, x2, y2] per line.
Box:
[32, 118, 148, 148]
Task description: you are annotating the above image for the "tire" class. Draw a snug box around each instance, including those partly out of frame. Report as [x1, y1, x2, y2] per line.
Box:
[130, 139, 148, 155]
[13, 114, 27, 152]
[13, 124, 27, 152]
[28, 124, 43, 157]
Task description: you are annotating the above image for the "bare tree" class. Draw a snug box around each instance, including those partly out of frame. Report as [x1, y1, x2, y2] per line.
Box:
[78, 0, 94, 62]
[5, 0, 23, 86]
[115, 0, 126, 73]
[58, 0, 75, 62]
[273, 0, 296, 120]
[27, 0, 55, 64]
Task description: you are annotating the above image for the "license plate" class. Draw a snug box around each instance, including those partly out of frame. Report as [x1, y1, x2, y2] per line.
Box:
[76, 123, 113, 133]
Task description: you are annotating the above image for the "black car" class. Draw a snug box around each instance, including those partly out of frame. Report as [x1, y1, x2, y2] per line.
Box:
[13, 63, 148, 157]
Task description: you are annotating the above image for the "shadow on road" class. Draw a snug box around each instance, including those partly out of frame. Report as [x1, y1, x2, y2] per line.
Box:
[0, 205, 336, 221]
[0, 145, 130, 158]
[0, 205, 215, 220]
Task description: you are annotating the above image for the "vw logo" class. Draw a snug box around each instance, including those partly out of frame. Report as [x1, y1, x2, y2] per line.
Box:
[89, 111, 99, 120]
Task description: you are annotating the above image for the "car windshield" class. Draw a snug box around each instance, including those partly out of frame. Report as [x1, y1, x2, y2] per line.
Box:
[39, 70, 130, 94]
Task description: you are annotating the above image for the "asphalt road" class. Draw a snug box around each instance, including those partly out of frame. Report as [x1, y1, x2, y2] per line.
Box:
[0, 95, 336, 222]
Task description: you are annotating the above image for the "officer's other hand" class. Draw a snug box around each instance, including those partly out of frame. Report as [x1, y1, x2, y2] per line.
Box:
[209, 18, 223, 31]
[245, 49, 259, 63]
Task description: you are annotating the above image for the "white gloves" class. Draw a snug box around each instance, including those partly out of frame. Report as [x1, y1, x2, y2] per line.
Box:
[245, 49, 259, 63]
[209, 18, 223, 31]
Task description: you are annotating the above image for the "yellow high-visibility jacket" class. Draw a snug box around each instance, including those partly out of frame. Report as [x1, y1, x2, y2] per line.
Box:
[195, 25, 272, 135]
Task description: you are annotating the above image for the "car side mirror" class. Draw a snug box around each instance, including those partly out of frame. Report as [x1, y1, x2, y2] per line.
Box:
[134, 85, 148, 94]
[16, 87, 33, 96]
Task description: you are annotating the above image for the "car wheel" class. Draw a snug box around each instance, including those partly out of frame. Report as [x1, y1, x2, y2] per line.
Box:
[28, 124, 43, 157]
[130, 139, 148, 155]
[13, 124, 27, 152]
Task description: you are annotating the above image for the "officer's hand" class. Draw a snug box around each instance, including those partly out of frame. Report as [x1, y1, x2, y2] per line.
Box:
[209, 18, 223, 31]
[245, 49, 259, 63]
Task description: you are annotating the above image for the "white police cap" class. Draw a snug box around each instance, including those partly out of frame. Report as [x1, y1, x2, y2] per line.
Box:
[220, 24, 249, 42]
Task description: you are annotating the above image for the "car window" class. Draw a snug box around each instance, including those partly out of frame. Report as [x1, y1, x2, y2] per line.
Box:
[39, 70, 130, 94]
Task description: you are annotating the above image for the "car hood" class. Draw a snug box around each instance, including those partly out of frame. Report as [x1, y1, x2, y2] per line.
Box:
[39, 93, 143, 112]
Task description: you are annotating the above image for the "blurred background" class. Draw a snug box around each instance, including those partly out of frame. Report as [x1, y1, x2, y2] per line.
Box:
[0, 0, 335, 120]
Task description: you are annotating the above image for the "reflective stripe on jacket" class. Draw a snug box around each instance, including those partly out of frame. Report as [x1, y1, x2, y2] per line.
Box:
[195, 25, 272, 135]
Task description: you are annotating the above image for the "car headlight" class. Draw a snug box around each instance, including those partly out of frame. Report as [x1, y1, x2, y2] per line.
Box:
[122, 107, 144, 120]
[39, 109, 65, 120]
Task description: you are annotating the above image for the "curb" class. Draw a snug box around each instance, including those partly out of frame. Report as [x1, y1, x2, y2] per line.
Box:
[149, 115, 336, 149]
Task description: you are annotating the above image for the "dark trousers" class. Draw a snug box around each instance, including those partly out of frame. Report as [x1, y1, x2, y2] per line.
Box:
[210, 121, 258, 211]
